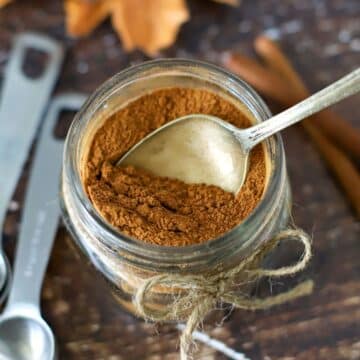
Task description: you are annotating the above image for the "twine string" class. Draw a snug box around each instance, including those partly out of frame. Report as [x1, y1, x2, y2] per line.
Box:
[134, 229, 313, 360]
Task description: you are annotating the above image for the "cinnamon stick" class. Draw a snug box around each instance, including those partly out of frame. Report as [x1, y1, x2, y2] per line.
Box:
[302, 122, 360, 217]
[254, 36, 360, 160]
[222, 52, 298, 104]
[254, 36, 308, 97]
[254, 36, 360, 217]
[223, 52, 305, 108]
[222, 38, 360, 217]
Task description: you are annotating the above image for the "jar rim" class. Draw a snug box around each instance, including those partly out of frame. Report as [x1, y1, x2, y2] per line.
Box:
[63, 58, 286, 265]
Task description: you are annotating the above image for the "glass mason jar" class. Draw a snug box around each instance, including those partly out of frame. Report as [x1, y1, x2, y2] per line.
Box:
[60, 59, 290, 318]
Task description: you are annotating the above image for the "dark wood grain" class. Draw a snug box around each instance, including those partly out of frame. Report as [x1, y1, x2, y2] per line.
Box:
[1, 0, 359, 359]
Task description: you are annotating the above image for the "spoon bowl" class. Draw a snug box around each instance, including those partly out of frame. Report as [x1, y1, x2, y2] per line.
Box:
[119, 115, 249, 193]
[0, 315, 55, 360]
[118, 69, 359, 193]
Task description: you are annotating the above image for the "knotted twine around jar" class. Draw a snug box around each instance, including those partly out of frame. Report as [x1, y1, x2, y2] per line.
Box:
[134, 228, 313, 360]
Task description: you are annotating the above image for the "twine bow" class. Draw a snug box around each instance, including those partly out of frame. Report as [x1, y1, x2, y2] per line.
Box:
[134, 229, 313, 360]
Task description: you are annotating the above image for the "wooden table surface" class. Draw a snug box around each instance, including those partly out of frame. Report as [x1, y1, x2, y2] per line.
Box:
[1, 1, 359, 359]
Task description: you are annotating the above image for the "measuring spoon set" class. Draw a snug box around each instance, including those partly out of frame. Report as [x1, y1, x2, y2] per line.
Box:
[0, 32, 87, 359]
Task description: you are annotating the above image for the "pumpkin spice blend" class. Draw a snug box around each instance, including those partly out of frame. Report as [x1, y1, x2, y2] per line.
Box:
[84, 88, 267, 246]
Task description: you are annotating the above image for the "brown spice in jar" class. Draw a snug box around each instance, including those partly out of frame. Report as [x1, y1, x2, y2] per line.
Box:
[84, 88, 267, 246]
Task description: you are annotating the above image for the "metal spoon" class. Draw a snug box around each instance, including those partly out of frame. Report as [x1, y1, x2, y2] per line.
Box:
[118, 68, 360, 194]
[0, 33, 64, 303]
[0, 94, 86, 360]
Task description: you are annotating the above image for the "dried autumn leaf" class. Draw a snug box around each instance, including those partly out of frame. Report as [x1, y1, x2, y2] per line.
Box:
[65, 0, 110, 37]
[110, 0, 189, 55]
[65, 0, 189, 55]
[3, 0, 240, 55]
[212, 0, 240, 5]
[0, 0, 12, 7]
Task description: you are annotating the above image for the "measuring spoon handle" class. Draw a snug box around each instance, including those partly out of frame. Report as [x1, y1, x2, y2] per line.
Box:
[238, 68, 360, 151]
[5, 94, 87, 313]
[0, 33, 64, 225]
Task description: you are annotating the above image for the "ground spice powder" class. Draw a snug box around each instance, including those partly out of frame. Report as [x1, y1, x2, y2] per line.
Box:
[84, 88, 267, 246]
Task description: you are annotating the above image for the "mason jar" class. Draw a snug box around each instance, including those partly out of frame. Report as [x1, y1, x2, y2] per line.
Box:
[60, 59, 291, 318]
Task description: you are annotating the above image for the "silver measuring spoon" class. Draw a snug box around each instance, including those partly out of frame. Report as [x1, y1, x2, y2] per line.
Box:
[0, 33, 64, 302]
[118, 68, 360, 194]
[0, 94, 87, 360]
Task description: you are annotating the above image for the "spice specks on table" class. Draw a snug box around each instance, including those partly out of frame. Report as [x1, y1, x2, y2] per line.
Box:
[1, 0, 359, 359]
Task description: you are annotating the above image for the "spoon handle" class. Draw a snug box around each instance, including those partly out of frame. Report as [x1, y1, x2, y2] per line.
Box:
[0, 34, 63, 296]
[238, 68, 360, 151]
[0, 33, 63, 227]
[5, 94, 87, 313]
